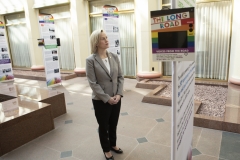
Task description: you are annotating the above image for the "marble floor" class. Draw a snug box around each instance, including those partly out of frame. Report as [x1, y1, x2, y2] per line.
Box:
[1, 77, 240, 160]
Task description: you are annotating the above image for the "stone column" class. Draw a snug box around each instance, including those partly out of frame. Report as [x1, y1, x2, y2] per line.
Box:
[23, 0, 44, 70]
[71, 0, 90, 76]
[229, 0, 240, 85]
[135, 0, 162, 79]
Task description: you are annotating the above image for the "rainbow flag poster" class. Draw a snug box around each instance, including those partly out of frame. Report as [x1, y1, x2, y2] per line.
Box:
[151, 7, 195, 61]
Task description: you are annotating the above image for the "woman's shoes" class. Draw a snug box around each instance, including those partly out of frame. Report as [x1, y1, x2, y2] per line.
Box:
[103, 147, 122, 160]
[104, 152, 114, 160]
[111, 147, 123, 154]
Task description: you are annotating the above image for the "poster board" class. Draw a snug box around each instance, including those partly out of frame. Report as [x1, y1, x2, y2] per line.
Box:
[151, 7, 195, 61]
[175, 61, 195, 160]
[38, 14, 61, 87]
[0, 21, 14, 82]
[102, 5, 121, 61]
[151, 7, 195, 160]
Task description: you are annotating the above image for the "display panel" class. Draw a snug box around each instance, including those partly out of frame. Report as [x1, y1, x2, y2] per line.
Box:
[158, 31, 187, 49]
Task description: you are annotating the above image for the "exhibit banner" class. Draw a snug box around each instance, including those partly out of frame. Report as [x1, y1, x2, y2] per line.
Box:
[151, 7, 195, 61]
[102, 5, 121, 60]
[176, 0, 195, 8]
[38, 14, 61, 87]
[175, 61, 195, 160]
[0, 21, 14, 82]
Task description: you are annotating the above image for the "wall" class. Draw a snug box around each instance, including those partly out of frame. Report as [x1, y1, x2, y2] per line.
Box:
[229, 0, 240, 79]
[0, 0, 90, 70]
[0, 0, 24, 14]
[135, 0, 162, 73]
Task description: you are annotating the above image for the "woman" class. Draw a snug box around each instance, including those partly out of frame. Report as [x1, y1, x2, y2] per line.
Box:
[86, 29, 124, 160]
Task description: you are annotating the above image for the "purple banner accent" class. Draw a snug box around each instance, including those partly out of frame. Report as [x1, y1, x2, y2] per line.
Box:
[188, 47, 194, 52]
[152, 48, 195, 53]
[103, 14, 119, 18]
[0, 59, 11, 64]
[39, 20, 54, 24]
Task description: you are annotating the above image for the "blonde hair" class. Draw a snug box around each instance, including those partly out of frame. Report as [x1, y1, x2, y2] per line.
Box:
[90, 29, 104, 54]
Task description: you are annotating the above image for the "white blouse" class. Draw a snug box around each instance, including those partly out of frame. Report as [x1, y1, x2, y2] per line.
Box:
[102, 57, 110, 74]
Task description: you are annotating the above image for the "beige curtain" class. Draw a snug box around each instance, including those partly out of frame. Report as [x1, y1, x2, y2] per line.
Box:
[195, 1, 232, 80]
[163, 1, 232, 80]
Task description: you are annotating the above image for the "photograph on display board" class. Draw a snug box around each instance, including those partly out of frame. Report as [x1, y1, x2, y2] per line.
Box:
[0, 32, 4, 36]
[1, 48, 7, 52]
[49, 28, 55, 32]
[38, 39, 44, 46]
[50, 35, 56, 39]
[113, 26, 119, 32]
[117, 50, 120, 55]
[2, 68, 11, 73]
[115, 39, 119, 47]
[2, 54, 9, 59]
[53, 56, 58, 61]
[54, 69, 59, 73]
[52, 50, 57, 54]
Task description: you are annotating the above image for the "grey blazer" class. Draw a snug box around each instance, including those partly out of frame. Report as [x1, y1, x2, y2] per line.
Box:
[86, 52, 124, 103]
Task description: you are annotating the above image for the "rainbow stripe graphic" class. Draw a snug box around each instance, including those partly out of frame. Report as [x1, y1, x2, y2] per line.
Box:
[0, 21, 4, 29]
[39, 14, 54, 24]
[152, 32, 159, 50]
[103, 5, 119, 18]
[47, 77, 61, 86]
[0, 75, 14, 81]
[187, 30, 194, 52]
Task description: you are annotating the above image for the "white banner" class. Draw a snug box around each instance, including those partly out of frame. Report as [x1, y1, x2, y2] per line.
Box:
[173, 1, 195, 160]
[175, 61, 195, 160]
[38, 14, 61, 87]
[102, 5, 121, 61]
[0, 21, 14, 82]
[176, 0, 195, 8]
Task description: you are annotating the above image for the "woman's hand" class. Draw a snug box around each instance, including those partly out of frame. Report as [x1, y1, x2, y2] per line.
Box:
[108, 95, 121, 105]
[108, 97, 116, 105]
[113, 95, 121, 104]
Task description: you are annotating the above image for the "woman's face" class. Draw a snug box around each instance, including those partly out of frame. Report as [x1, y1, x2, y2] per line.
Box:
[97, 32, 109, 50]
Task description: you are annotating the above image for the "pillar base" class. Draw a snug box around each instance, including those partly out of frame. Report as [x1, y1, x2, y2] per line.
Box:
[74, 68, 86, 77]
[136, 71, 162, 81]
[31, 65, 45, 71]
[229, 77, 240, 86]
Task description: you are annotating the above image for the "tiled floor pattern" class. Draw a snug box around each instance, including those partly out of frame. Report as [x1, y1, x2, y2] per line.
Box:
[1, 77, 240, 160]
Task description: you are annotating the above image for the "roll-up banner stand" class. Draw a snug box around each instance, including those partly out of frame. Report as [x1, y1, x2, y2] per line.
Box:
[151, 2, 195, 160]
[38, 14, 62, 88]
[0, 21, 14, 82]
[102, 5, 121, 62]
